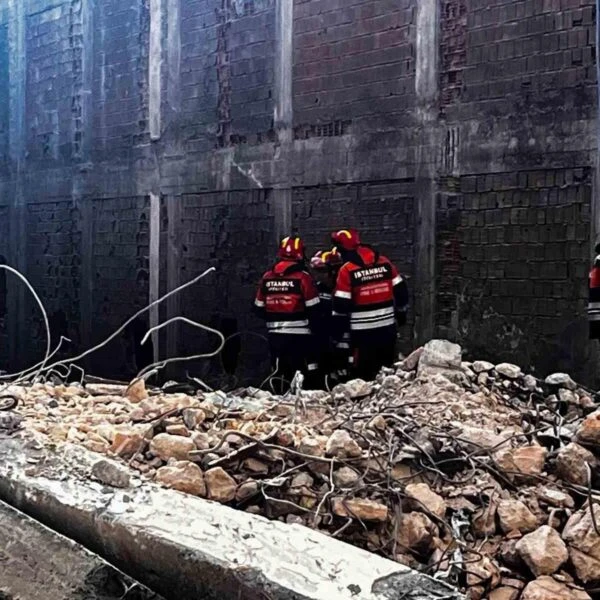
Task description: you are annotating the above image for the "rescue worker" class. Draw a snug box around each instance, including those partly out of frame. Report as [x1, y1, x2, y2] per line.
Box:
[589, 241, 600, 340]
[331, 229, 408, 381]
[254, 236, 320, 391]
[310, 248, 350, 385]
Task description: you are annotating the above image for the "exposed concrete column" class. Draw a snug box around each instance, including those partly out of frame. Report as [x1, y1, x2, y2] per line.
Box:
[77, 0, 94, 355]
[149, 0, 162, 142]
[148, 0, 163, 363]
[7, 0, 26, 368]
[414, 0, 440, 344]
[164, 0, 182, 364]
[273, 0, 294, 241]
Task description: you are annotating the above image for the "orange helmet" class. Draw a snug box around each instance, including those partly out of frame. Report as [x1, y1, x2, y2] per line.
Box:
[331, 228, 361, 251]
[277, 236, 305, 261]
[311, 248, 343, 270]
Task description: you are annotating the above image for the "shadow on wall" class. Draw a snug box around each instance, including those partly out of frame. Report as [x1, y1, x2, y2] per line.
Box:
[438, 284, 595, 386]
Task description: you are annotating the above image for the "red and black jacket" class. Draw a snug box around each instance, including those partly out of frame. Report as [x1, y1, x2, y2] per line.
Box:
[254, 260, 320, 335]
[333, 246, 408, 335]
[589, 254, 600, 339]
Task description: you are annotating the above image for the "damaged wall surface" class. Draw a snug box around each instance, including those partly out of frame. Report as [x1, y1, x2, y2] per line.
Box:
[0, 0, 597, 382]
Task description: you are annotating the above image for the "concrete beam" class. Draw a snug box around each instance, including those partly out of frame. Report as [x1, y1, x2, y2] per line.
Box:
[414, 0, 440, 344]
[0, 499, 161, 600]
[0, 437, 461, 600]
[149, 192, 161, 363]
[149, 0, 162, 141]
[7, 0, 26, 369]
[273, 0, 294, 241]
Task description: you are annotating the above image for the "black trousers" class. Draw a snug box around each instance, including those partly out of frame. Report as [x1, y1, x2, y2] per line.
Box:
[351, 327, 397, 381]
[268, 334, 319, 393]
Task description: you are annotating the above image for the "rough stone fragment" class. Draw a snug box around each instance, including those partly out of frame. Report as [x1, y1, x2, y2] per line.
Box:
[325, 430, 362, 459]
[516, 526, 568, 576]
[405, 483, 447, 519]
[538, 488, 574, 509]
[395, 512, 438, 553]
[149, 433, 195, 461]
[331, 498, 388, 522]
[124, 378, 148, 403]
[155, 461, 206, 497]
[109, 431, 144, 458]
[182, 408, 206, 430]
[495, 363, 522, 379]
[558, 388, 577, 405]
[577, 410, 600, 446]
[521, 576, 591, 600]
[489, 587, 519, 600]
[165, 424, 191, 437]
[83, 438, 110, 454]
[0, 411, 24, 433]
[523, 375, 538, 391]
[563, 504, 600, 583]
[191, 431, 211, 451]
[333, 466, 360, 488]
[544, 373, 577, 390]
[298, 436, 325, 457]
[556, 443, 596, 486]
[496, 445, 547, 480]
[465, 554, 500, 588]
[473, 360, 494, 373]
[417, 339, 462, 379]
[399, 347, 423, 371]
[332, 379, 373, 401]
[235, 480, 259, 502]
[91, 458, 131, 489]
[204, 467, 237, 503]
[497, 499, 538, 533]
[242, 458, 269, 474]
[459, 425, 511, 451]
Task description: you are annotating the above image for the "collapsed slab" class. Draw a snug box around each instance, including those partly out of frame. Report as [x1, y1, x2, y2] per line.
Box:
[0, 499, 161, 600]
[0, 435, 460, 600]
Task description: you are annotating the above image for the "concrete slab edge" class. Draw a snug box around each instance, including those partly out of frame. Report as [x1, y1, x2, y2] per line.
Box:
[0, 436, 462, 600]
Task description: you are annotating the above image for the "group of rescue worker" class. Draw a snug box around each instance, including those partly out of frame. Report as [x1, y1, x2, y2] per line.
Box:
[254, 228, 409, 390]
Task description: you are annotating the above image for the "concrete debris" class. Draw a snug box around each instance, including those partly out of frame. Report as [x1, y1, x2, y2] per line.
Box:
[520, 577, 591, 600]
[90, 458, 131, 489]
[155, 461, 206, 497]
[8, 339, 600, 598]
[515, 526, 568, 576]
[204, 466, 237, 502]
[149, 433, 195, 461]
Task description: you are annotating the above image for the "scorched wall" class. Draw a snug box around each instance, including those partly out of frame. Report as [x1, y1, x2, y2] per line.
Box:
[0, 0, 598, 384]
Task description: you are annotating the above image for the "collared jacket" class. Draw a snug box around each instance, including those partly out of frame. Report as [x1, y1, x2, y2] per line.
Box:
[254, 260, 320, 335]
[333, 246, 408, 337]
[589, 254, 600, 339]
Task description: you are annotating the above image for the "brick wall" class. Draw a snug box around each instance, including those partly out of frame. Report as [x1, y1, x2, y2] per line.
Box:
[293, 0, 415, 131]
[459, 0, 596, 114]
[180, 0, 276, 152]
[25, 5, 73, 163]
[25, 199, 82, 361]
[179, 189, 274, 384]
[436, 167, 591, 378]
[90, 196, 150, 377]
[92, 0, 149, 161]
[293, 180, 416, 349]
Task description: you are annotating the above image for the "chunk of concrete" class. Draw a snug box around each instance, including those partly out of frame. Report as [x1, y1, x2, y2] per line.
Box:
[0, 436, 461, 600]
[0, 499, 160, 600]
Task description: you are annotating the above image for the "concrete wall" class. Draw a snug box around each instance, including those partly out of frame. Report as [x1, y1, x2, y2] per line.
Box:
[0, 0, 597, 383]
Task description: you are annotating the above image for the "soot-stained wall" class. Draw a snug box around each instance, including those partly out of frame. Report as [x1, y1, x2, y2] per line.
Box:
[0, 0, 598, 385]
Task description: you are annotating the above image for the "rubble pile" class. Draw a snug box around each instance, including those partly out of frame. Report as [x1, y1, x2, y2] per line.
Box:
[5, 339, 600, 599]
